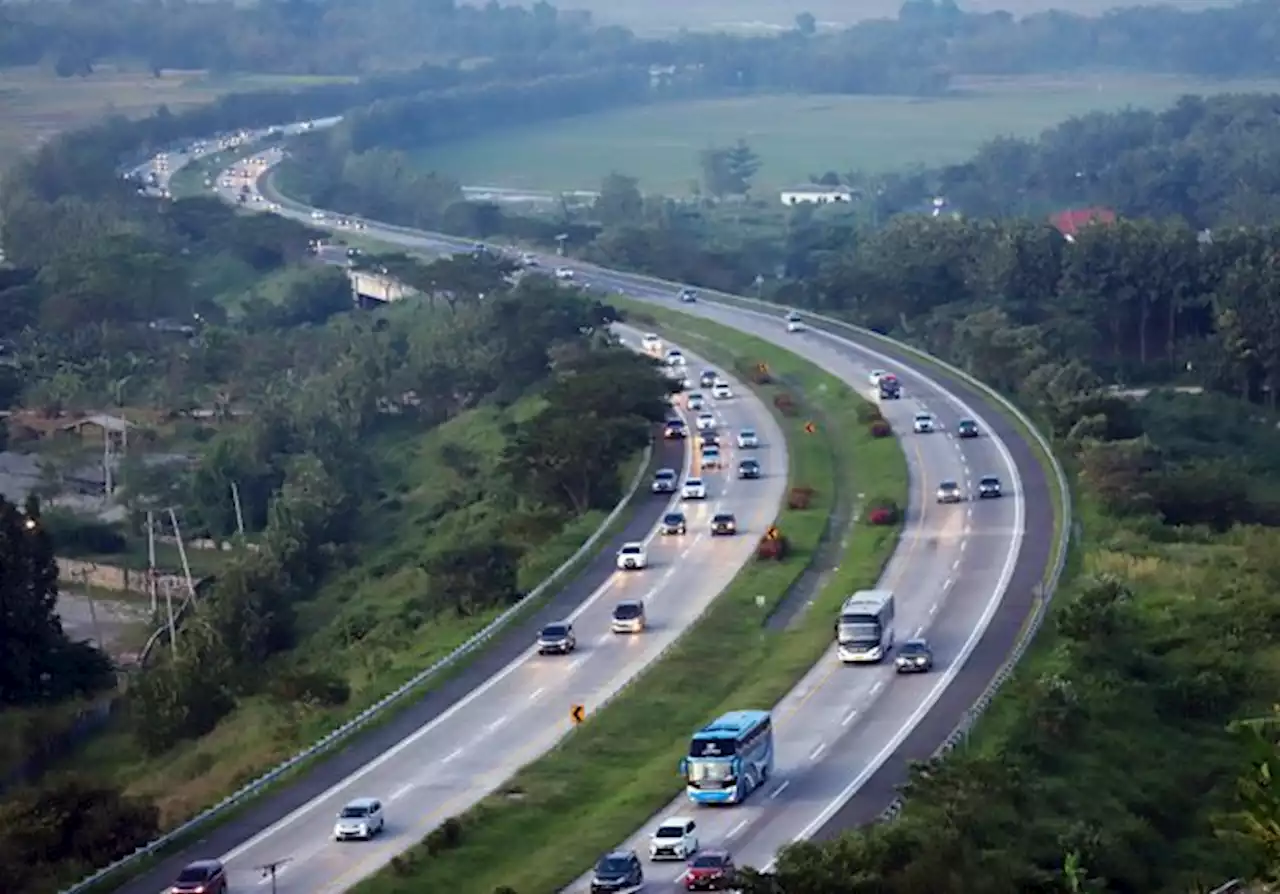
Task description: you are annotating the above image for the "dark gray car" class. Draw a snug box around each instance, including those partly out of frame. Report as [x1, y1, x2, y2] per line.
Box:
[537, 622, 576, 655]
[978, 475, 1003, 498]
[894, 638, 934, 674]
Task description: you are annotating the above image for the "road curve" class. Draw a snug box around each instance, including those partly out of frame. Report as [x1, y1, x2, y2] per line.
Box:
[237, 154, 1053, 887]
[132, 138, 1050, 892]
[104, 202, 789, 892]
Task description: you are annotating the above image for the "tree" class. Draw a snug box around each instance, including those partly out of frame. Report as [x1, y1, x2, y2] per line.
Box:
[795, 11, 817, 35]
[594, 172, 644, 228]
[700, 140, 762, 198]
[0, 495, 111, 706]
[421, 534, 522, 617]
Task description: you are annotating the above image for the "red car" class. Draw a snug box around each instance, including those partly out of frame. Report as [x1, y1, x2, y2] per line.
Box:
[684, 848, 736, 890]
[169, 859, 228, 894]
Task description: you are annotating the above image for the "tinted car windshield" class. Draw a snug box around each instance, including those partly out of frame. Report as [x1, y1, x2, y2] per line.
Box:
[714, 515, 735, 524]
[176, 867, 213, 883]
[597, 856, 633, 874]
[901, 642, 929, 655]
[656, 825, 684, 838]
[740, 429, 756, 437]
[740, 461, 758, 469]
[981, 477, 1000, 486]
[542, 625, 568, 637]
[614, 603, 642, 619]
[940, 481, 958, 489]
[691, 854, 728, 868]
[663, 513, 685, 524]
[656, 470, 675, 479]
[339, 805, 369, 818]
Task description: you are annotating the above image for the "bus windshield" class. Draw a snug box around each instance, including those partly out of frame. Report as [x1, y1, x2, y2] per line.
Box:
[839, 616, 881, 643]
[688, 760, 735, 785]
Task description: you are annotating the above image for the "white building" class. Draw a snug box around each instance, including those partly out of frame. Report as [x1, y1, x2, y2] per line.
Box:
[779, 185, 853, 206]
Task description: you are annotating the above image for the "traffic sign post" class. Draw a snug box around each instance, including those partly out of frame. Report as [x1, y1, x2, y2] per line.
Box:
[804, 421, 816, 434]
[571, 704, 585, 725]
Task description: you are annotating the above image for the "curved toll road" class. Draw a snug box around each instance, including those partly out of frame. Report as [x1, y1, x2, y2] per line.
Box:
[110, 320, 788, 894]
[202, 148, 1047, 890]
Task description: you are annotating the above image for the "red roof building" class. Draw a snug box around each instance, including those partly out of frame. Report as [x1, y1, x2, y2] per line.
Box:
[1050, 207, 1117, 239]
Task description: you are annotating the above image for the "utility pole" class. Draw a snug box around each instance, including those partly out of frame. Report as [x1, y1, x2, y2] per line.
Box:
[230, 481, 246, 538]
[146, 510, 158, 614]
[79, 566, 104, 650]
[256, 858, 292, 894]
[167, 507, 198, 603]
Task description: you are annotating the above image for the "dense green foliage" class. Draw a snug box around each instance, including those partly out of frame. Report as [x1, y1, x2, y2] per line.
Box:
[0, 495, 112, 707]
[865, 92, 1280, 228]
[2, 0, 1278, 85]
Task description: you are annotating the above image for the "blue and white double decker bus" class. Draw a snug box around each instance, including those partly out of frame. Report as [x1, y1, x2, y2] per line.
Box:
[678, 710, 774, 805]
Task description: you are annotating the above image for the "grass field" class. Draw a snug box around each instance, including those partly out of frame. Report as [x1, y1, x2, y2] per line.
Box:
[0, 66, 351, 169]
[408, 74, 1280, 194]
[350, 300, 907, 894]
[565, 0, 1236, 34]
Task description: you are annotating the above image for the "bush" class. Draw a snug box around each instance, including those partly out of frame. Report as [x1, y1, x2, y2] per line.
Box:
[773, 393, 799, 417]
[865, 496, 901, 526]
[269, 667, 351, 707]
[424, 817, 464, 855]
[869, 419, 893, 438]
[856, 401, 885, 424]
[756, 534, 791, 561]
[43, 509, 128, 555]
[787, 486, 815, 510]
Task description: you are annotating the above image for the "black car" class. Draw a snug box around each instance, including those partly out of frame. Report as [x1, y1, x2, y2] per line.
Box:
[537, 622, 576, 655]
[978, 475, 1003, 499]
[956, 418, 979, 438]
[699, 369, 718, 388]
[894, 638, 934, 674]
[665, 420, 687, 440]
[737, 459, 761, 480]
[660, 512, 688, 535]
[591, 849, 643, 892]
[711, 513, 737, 536]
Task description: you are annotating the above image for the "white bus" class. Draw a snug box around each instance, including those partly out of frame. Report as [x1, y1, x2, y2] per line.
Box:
[836, 590, 895, 663]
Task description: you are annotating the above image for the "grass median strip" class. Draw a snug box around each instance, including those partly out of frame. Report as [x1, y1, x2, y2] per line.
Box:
[353, 300, 907, 894]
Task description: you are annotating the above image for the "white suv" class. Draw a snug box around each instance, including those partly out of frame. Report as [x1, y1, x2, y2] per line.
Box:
[682, 478, 707, 500]
[616, 542, 647, 571]
[650, 816, 698, 861]
[913, 412, 936, 434]
[712, 382, 732, 400]
[736, 428, 759, 449]
[334, 797, 385, 841]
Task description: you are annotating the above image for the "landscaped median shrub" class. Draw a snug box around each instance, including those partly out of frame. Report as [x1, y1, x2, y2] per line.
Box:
[788, 486, 816, 510]
[870, 418, 893, 438]
[345, 300, 907, 894]
[865, 496, 901, 526]
[773, 392, 799, 416]
[756, 533, 791, 561]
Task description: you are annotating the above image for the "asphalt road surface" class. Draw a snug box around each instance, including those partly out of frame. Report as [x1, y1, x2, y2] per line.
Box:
[109, 140, 1054, 894]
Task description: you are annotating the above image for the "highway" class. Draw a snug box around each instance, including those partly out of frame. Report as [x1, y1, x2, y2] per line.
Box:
[106, 280, 790, 893]
[116, 140, 1050, 893]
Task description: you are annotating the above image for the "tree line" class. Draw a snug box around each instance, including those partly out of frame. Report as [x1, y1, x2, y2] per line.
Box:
[861, 92, 1280, 230]
[5, 0, 1280, 88]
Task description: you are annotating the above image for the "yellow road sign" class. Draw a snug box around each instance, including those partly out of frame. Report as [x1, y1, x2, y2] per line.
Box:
[571, 704, 586, 725]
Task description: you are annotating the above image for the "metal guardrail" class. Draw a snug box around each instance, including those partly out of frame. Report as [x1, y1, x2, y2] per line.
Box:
[597, 277, 1074, 826]
[59, 443, 653, 894]
[263, 159, 1075, 828]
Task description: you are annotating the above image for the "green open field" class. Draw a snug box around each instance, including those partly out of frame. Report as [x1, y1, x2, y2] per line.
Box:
[0, 66, 352, 169]
[539, 0, 1235, 36]
[409, 74, 1280, 194]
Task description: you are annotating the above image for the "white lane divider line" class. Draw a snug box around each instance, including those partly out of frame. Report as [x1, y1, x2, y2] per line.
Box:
[870, 680, 884, 697]
[841, 709, 859, 727]
[809, 743, 827, 761]
[929, 603, 939, 616]
[727, 819, 750, 840]
[913, 626, 925, 638]
[770, 780, 791, 799]
[960, 539, 968, 551]
[530, 687, 545, 701]
[951, 559, 961, 571]
[568, 657, 584, 671]
[442, 747, 462, 763]
[390, 783, 415, 801]
[486, 716, 507, 733]
[597, 633, 612, 646]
